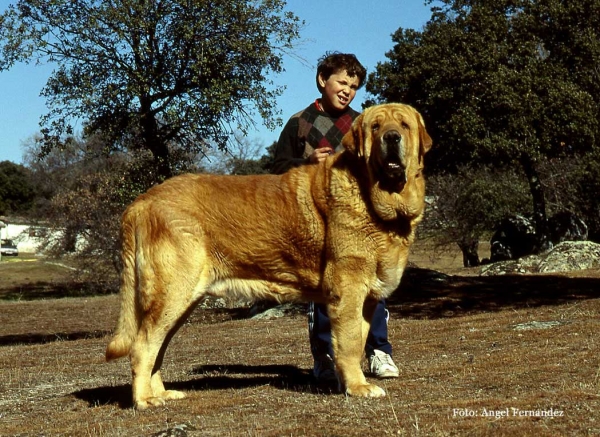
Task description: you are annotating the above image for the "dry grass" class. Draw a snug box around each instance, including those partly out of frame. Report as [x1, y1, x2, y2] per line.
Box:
[1, 242, 599, 436]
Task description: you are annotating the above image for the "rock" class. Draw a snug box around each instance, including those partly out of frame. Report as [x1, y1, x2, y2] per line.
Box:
[512, 320, 569, 330]
[481, 241, 600, 276]
[538, 240, 600, 273]
[198, 297, 227, 309]
[547, 211, 588, 244]
[250, 303, 303, 320]
[490, 214, 538, 262]
[489, 211, 588, 263]
[151, 424, 196, 437]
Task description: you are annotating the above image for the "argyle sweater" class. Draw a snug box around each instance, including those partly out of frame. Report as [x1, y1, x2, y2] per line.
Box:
[271, 100, 359, 174]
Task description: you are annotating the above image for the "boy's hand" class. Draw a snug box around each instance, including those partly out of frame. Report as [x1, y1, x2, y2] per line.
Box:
[309, 147, 334, 164]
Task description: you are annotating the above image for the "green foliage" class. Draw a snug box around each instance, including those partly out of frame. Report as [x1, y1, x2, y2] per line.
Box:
[0, 160, 36, 215]
[532, 153, 600, 243]
[533, 152, 600, 243]
[45, 168, 126, 292]
[523, 0, 600, 100]
[0, 0, 302, 181]
[570, 154, 600, 242]
[422, 152, 600, 262]
[423, 165, 531, 245]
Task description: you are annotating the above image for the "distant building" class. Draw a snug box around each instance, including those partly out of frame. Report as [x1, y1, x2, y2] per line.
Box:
[1, 224, 48, 254]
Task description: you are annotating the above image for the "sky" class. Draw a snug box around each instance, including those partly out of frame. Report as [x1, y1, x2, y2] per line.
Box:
[0, 0, 437, 164]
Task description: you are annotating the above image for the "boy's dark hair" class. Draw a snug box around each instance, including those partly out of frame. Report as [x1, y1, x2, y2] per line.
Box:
[316, 52, 367, 93]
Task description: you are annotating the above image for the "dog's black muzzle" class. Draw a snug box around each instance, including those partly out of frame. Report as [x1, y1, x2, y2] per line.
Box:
[381, 130, 407, 185]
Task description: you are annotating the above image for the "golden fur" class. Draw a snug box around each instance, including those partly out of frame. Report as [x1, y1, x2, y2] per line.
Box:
[106, 103, 432, 409]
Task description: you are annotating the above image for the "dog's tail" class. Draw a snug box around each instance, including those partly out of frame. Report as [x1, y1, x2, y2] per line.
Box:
[106, 211, 140, 362]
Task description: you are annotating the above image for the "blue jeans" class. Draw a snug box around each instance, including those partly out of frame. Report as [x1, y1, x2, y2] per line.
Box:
[308, 299, 392, 359]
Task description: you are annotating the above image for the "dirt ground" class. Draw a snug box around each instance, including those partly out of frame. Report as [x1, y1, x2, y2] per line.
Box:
[1, 242, 599, 436]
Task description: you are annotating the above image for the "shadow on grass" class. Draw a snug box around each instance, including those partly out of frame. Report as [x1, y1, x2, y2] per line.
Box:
[392, 267, 600, 319]
[74, 364, 334, 409]
[75, 384, 133, 409]
[187, 363, 323, 393]
[0, 330, 110, 346]
[0, 281, 98, 301]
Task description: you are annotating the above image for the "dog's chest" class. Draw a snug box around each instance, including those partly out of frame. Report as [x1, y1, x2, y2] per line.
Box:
[371, 238, 409, 297]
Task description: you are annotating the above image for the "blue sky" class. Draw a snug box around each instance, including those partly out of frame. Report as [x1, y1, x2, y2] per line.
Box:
[0, 0, 437, 164]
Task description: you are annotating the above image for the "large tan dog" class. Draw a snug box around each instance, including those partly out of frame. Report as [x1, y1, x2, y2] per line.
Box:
[106, 103, 432, 410]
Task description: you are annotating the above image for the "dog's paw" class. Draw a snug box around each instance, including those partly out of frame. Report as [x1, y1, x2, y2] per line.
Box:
[135, 390, 186, 410]
[134, 390, 186, 410]
[345, 383, 386, 398]
[135, 396, 166, 410]
[162, 390, 186, 400]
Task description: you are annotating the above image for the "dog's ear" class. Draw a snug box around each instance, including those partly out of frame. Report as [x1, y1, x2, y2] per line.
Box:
[342, 113, 364, 157]
[418, 113, 432, 158]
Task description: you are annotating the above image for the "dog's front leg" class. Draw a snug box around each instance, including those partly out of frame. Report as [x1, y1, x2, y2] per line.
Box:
[326, 262, 386, 398]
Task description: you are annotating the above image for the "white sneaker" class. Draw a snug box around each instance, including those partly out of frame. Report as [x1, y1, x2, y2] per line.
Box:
[368, 349, 399, 378]
[313, 354, 337, 383]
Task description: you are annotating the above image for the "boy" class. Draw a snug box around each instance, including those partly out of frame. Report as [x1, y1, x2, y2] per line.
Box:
[272, 52, 399, 382]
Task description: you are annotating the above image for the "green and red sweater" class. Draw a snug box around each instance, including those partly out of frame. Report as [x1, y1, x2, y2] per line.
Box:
[271, 100, 359, 175]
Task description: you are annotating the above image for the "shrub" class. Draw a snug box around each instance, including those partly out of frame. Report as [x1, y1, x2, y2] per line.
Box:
[423, 165, 531, 265]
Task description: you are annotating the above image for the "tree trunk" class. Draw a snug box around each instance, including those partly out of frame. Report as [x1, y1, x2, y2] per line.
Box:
[519, 153, 551, 252]
[140, 101, 172, 182]
[458, 237, 480, 267]
[149, 139, 172, 182]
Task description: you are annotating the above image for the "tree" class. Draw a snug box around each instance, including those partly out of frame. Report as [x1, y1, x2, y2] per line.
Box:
[22, 133, 164, 291]
[0, 160, 36, 215]
[0, 0, 301, 181]
[225, 140, 276, 175]
[572, 157, 600, 242]
[423, 165, 531, 265]
[523, 0, 600, 103]
[367, 0, 599, 249]
[198, 137, 276, 175]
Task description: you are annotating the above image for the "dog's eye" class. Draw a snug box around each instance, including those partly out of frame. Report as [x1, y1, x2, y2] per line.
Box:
[372, 123, 380, 133]
[401, 121, 410, 130]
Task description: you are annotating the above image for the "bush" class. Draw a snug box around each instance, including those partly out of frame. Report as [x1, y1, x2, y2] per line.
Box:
[423, 152, 600, 267]
[39, 151, 160, 294]
[423, 165, 531, 265]
[537, 152, 600, 243]
[572, 158, 600, 242]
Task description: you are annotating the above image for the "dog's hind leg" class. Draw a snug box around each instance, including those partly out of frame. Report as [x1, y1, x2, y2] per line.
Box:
[153, 300, 202, 397]
[130, 302, 197, 409]
[130, 324, 164, 410]
[130, 280, 201, 410]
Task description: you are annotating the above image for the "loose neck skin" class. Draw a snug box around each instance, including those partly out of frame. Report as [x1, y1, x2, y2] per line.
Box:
[318, 150, 425, 241]
[346, 148, 426, 225]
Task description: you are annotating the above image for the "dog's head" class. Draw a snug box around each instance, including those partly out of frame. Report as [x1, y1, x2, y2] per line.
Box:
[342, 103, 432, 191]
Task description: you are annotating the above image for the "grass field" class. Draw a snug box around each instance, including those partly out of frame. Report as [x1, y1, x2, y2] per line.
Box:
[1, 243, 599, 436]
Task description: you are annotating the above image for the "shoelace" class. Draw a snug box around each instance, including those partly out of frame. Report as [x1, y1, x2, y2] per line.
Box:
[371, 352, 395, 370]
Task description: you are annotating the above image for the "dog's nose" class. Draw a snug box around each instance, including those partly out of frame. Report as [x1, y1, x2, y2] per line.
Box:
[383, 130, 401, 146]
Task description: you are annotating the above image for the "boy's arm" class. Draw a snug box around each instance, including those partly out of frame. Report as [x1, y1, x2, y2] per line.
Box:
[271, 117, 307, 174]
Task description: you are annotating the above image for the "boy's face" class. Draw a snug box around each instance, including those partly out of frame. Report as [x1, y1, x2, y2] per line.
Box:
[318, 69, 361, 113]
